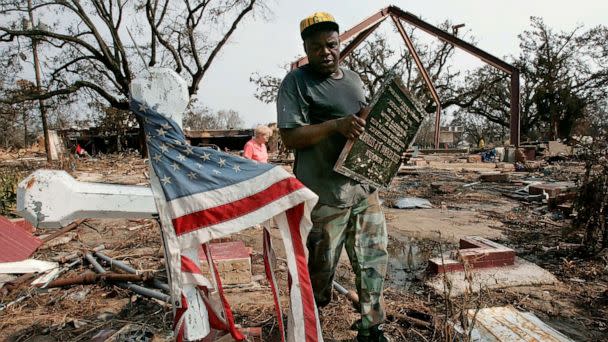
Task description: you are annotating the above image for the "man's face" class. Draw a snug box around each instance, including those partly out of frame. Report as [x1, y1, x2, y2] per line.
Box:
[304, 30, 340, 77]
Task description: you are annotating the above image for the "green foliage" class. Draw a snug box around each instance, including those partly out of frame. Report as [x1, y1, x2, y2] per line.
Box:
[0, 168, 22, 217]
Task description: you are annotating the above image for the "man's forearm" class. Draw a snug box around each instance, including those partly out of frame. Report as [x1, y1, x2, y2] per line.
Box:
[280, 113, 367, 150]
[280, 120, 338, 150]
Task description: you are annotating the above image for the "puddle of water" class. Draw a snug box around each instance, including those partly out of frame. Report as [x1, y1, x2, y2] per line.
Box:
[386, 237, 435, 289]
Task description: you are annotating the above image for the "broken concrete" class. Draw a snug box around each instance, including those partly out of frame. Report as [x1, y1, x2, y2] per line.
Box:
[385, 208, 504, 243]
[426, 258, 558, 297]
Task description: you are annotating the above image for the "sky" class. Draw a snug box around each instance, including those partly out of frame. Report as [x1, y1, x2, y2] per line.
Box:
[194, 0, 608, 128]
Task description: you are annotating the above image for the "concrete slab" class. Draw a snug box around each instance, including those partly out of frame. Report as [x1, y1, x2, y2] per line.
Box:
[385, 208, 504, 243]
[426, 258, 558, 297]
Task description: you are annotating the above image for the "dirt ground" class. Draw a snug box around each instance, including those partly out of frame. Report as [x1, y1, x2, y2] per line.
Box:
[1, 152, 607, 341]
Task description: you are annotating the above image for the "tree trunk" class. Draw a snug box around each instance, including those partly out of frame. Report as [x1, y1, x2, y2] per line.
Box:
[28, 0, 51, 162]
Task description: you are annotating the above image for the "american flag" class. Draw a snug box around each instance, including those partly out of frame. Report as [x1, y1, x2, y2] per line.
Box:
[131, 99, 322, 342]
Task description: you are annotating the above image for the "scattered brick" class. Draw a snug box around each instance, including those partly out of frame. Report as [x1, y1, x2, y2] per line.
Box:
[528, 182, 577, 199]
[467, 155, 482, 163]
[428, 236, 515, 274]
[199, 241, 252, 285]
[479, 172, 509, 183]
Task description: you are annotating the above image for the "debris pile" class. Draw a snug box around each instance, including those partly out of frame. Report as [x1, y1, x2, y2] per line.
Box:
[1, 143, 607, 340]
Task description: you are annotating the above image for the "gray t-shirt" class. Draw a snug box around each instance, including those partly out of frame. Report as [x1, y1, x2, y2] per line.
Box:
[277, 65, 372, 207]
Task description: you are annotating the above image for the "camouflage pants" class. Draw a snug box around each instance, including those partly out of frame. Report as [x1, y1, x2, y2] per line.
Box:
[307, 192, 388, 330]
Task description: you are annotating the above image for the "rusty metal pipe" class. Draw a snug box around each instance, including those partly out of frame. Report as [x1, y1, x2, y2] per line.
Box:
[46, 271, 152, 288]
[95, 251, 170, 292]
[86, 253, 170, 303]
[41, 219, 85, 243]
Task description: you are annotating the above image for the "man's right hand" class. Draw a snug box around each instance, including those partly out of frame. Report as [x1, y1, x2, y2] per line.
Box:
[335, 114, 366, 140]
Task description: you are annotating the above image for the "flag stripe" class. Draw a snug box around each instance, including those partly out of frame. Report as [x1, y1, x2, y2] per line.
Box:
[263, 228, 286, 342]
[173, 178, 305, 236]
[167, 167, 291, 218]
[204, 244, 245, 341]
[286, 204, 319, 341]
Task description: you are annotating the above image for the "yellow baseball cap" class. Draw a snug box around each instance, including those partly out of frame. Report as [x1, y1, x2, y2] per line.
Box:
[300, 12, 339, 39]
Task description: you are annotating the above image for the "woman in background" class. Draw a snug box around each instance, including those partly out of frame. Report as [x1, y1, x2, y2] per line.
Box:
[243, 125, 272, 163]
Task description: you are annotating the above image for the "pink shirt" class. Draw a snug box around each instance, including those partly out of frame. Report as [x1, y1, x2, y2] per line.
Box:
[243, 139, 268, 163]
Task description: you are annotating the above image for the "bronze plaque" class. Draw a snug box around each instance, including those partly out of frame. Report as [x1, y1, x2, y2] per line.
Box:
[334, 77, 425, 188]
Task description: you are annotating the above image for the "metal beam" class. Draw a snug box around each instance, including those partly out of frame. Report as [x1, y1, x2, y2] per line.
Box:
[289, 6, 521, 146]
[510, 69, 520, 146]
[338, 21, 384, 64]
[391, 15, 443, 149]
[386, 6, 516, 74]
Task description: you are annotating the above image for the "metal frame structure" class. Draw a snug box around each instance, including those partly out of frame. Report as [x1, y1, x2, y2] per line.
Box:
[291, 6, 520, 147]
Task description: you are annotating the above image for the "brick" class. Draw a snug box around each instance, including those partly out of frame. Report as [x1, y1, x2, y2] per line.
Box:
[467, 155, 482, 163]
[199, 241, 252, 285]
[428, 258, 463, 274]
[557, 203, 573, 216]
[479, 173, 509, 183]
[428, 236, 516, 274]
[459, 238, 482, 249]
[548, 193, 577, 208]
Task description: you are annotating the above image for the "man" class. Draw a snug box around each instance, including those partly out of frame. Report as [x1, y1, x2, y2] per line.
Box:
[243, 125, 272, 163]
[277, 12, 389, 342]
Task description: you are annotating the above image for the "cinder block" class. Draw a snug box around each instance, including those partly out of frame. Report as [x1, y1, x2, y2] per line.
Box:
[199, 241, 252, 285]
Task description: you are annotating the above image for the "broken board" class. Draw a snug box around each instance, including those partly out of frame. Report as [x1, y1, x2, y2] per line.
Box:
[463, 306, 574, 341]
[334, 77, 425, 188]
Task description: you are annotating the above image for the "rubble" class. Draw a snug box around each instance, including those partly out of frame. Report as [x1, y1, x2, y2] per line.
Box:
[1, 147, 607, 341]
